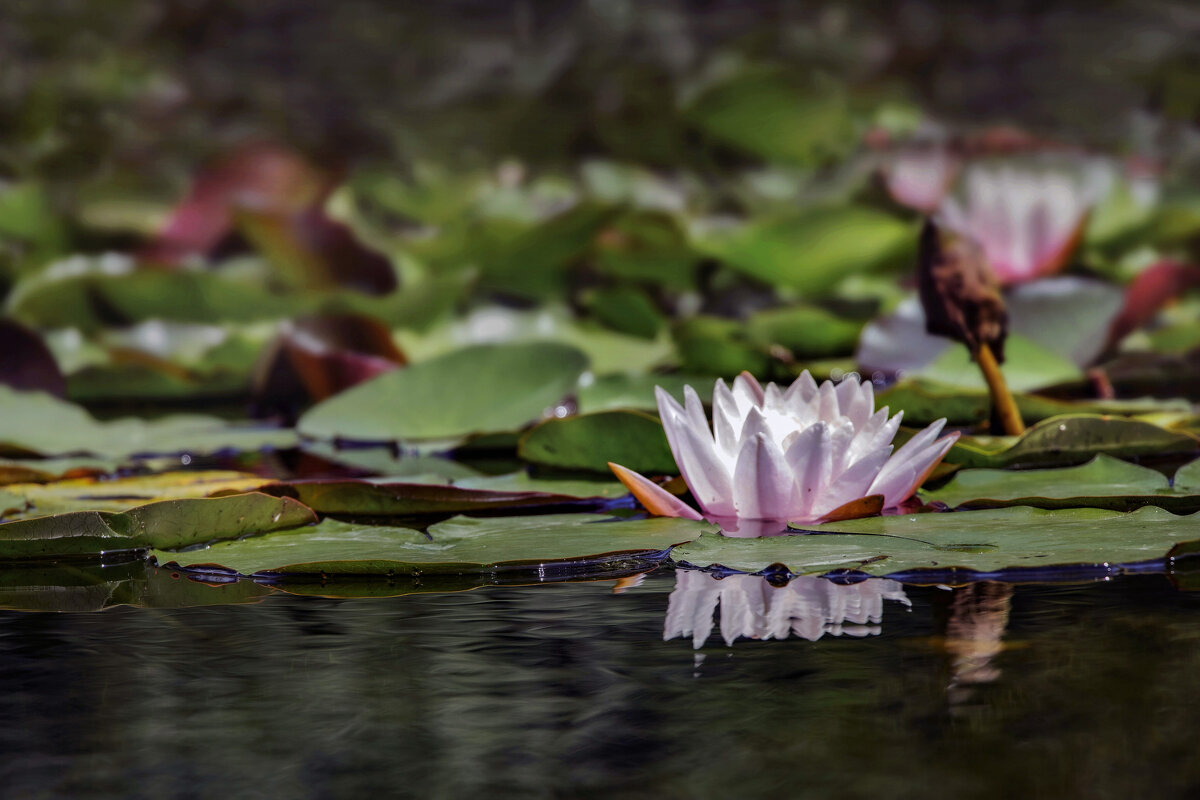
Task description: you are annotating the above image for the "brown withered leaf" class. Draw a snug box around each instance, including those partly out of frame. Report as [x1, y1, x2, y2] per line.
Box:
[251, 313, 406, 420]
[917, 219, 1008, 362]
[0, 321, 66, 397]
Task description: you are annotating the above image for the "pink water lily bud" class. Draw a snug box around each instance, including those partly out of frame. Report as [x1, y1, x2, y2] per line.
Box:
[609, 371, 959, 524]
[938, 161, 1112, 284]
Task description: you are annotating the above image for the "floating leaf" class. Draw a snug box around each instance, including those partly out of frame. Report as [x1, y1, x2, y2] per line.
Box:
[298, 342, 588, 443]
[672, 506, 1200, 577]
[917, 333, 1081, 393]
[877, 378, 1189, 427]
[519, 410, 676, 475]
[155, 513, 712, 576]
[0, 491, 315, 560]
[694, 206, 912, 293]
[257, 479, 603, 516]
[4, 470, 270, 519]
[686, 70, 851, 165]
[950, 414, 1199, 469]
[577, 373, 709, 414]
[923, 454, 1200, 511]
[0, 385, 296, 458]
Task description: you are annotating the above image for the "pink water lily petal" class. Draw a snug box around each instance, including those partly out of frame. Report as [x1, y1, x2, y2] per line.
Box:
[608, 462, 703, 520]
[784, 422, 832, 520]
[732, 432, 796, 520]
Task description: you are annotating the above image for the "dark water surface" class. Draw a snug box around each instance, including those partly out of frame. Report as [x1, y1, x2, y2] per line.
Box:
[2, 569, 1200, 800]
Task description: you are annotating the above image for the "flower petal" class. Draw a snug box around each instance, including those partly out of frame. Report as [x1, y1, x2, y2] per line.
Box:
[868, 420, 959, 507]
[608, 462, 703, 520]
[712, 379, 741, 460]
[731, 432, 796, 520]
[784, 422, 832, 520]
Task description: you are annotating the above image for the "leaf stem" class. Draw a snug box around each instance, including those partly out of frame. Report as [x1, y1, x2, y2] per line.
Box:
[974, 342, 1025, 436]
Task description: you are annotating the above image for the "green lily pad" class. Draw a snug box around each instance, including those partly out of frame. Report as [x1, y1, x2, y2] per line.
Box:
[949, 414, 1199, 469]
[577, 373, 710, 414]
[0, 385, 296, 458]
[298, 342, 588, 443]
[685, 70, 851, 165]
[672, 506, 1200, 576]
[693, 206, 912, 294]
[298, 442, 483, 482]
[452, 472, 625, 499]
[2, 470, 271, 519]
[877, 378, 1191, 427]
[257, 479, 601, 516]
[1176, 457, 1200, 493]
[916, 334, 1082, 393]
[518, 410, 677, 475]
[154, 513, 712, 576]
[0, 491, 316, 560]
[923, 454, 1200, 512]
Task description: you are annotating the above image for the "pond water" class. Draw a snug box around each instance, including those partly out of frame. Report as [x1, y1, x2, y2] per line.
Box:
[3, 568, 1200, 799]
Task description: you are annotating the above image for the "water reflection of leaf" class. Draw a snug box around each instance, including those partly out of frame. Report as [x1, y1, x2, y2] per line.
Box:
[663, 571, 910, 648]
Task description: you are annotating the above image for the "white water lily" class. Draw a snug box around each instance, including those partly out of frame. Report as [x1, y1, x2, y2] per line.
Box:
[938, 161, 1112, 284]
[608, 371, 959, 524]
[663, 572, 911, 648]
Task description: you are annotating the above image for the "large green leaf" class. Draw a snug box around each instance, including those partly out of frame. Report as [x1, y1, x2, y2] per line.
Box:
[257, 479, 604, 516]
[154, 513, 712, 576]
[3, 470, 271, 519]
[0, 385, 296, 458]
[923, 454, 1200, 511]
[916, 333, 1083, 393]
[519, 410, 677, 474]
[686, 70, 851, 165]
[948, 414, 1198, 469]
[577, 373, 711, 414]
[877, 379, 1191, 427]
[693, 206, 912, 293]
[0, 491, 315, 560]
[298, 342, 588, 443]
[672, 506, 1200, 576]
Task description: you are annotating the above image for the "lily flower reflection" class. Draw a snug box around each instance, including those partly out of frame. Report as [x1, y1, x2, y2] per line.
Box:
[664, 572, 911, 648]
[938, 161, 1111, 285]
[609, 371, 958, 525]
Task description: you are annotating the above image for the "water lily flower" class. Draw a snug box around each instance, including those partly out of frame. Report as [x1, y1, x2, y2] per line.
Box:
[881, 145, 960, 214]
[608, 371, 959, 524]
[664, 572, 911, 648]
[938, 161, 1112, 284]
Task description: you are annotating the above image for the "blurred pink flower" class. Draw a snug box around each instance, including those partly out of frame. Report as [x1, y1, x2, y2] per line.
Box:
[882, 146, 960, 213]
[938, 162, 1111, 284]
[609, 371, 958, 525]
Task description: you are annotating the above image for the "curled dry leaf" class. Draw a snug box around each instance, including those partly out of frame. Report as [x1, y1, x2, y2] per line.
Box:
[917, 219, 1008, 360]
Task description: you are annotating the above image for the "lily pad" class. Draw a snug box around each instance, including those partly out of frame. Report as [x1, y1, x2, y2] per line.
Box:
[577, 373, 709, 414]
[949, 414, 1199, 469]
[693, 206, 912, 294]
[0, 385, 296, 458]
[0, 491, 315, 560]
[257, 479, 605, 516]
[672, 506, 1200, 577]
[155, 513, 712, 576]
[916, 333, 1082, 393]
[518, 410, 677, 474]
[877, 378, 1190, 427]
[4, 470, 272, 519]
[298, 342, 589, 443]
[923, 454, 1200, 512]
